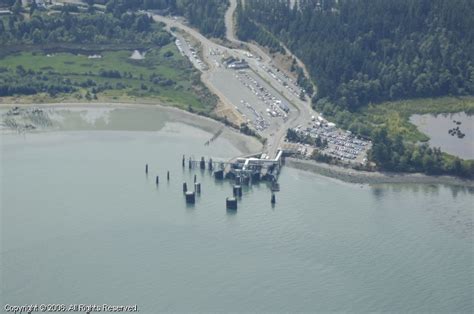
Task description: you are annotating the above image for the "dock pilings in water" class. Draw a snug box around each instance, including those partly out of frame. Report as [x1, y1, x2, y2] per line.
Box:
[145, 155, 280, 210]
[233, 185, 242, 197]
[226, 197, 237, 210]
[185, 191, 195, 204]
[214, 169, 224, 180]
[178, 154, 282, 210]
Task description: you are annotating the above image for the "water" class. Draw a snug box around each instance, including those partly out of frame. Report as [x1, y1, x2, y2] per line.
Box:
[1, 108, 473, 313]
[410, 112, 474, 160]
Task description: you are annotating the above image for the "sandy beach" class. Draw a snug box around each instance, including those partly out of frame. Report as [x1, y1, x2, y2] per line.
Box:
[0, 102, 263, 156]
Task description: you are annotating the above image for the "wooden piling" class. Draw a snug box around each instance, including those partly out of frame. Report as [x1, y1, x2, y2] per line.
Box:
[185, 191, 195, 204]
[233, 185, 242, 197]
[226, 197, 237, 210]
[214, 169, 224, 180]
[208, 158, 213, 171]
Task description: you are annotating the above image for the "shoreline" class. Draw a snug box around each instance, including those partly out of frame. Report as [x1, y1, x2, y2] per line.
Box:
[0, 102, 263, 156]
[286, 158, 474, 187]
[2, 102, 473, 187]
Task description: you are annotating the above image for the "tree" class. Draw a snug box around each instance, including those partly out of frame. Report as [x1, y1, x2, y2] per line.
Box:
[238, 0, 474, 109]
[85, 0, 95, 13]
[32, 29, 42, 44]
[29, 0, 37, 16]
[299, 90, 306, 101]
[11, 0, 21, 15]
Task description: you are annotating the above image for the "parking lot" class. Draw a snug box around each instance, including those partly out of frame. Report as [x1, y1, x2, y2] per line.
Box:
[290, 118, 372, 164]
[236, 71, 290, 119]
[174, 36, 207, 71]
[209, 67, 295, 138]
[257, 63, 304, 98]
[167, 14, 367, 161]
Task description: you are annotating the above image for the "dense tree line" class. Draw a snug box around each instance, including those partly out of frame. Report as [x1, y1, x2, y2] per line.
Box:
[369, 128, 474, 178]
[0, 4, 172, 46]
[101, 0, 228, 38]
[235, 1, 284, 54]
[99, 69, 122, 78]
[0, 66, 77, 96]
[237, 0, 474, 109]
[0, 0, 15, 7]
[171, 0, 228, 39]
[293, 63, 314, 96]
[0, 62, 181, 97]
[286, 128, 328, 148]
[238, 0, 474, 177]
[2, 0, 227, 43]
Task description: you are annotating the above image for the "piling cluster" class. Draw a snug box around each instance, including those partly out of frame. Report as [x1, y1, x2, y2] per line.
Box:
[145, 153, 278, 211]
[147, 164, 170, 185]
[182, 180, 201, 204]
[182, 154, 277, 210]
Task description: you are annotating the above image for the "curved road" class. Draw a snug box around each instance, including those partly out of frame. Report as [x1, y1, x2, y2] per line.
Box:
[224, 0, 319, 157]
[225, 0, 314, 92]
[152, 9, 316, 158]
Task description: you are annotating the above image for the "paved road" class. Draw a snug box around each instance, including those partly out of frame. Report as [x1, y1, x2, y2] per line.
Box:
[225, 0, 271, 64]
[225, 0, 314, 87]
[224, 0, 321, 157]
[152, 14, 245, 125]
[152, 10, 317, 159]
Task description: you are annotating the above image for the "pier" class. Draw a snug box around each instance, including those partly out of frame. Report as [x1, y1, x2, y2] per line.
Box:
[183, 149, 284, 186]
[182, 147, 284, 208]
[146, 149, 285, 211]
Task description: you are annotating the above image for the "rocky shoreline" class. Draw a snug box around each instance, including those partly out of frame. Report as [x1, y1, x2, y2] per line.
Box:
[286, 158, 474, 187]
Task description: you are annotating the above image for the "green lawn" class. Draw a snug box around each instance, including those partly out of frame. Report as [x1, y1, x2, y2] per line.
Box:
[0, 43, 216, 113]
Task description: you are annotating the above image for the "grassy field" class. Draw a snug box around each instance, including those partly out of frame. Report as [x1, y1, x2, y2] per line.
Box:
[358, 96, 474, 142]
[0, 43, 216, 114]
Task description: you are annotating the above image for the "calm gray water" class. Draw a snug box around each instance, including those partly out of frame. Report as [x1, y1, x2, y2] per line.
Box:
[1, 108, 473, 313]
[410, 112, 474, 160]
